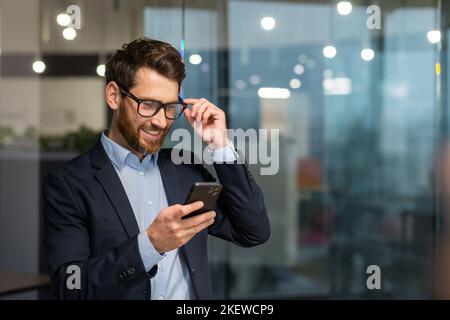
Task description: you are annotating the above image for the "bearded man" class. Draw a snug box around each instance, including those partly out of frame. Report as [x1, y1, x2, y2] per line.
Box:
[43, 37, 270, 300]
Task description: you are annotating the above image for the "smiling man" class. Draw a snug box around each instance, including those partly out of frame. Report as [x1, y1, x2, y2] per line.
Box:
[43, 38, 270, 300]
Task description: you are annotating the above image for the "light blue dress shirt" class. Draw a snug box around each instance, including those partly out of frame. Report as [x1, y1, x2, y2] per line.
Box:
[101, 132, 237, 300]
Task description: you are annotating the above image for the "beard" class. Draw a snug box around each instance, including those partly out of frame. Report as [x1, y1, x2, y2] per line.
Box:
[117, 102, 170, 155]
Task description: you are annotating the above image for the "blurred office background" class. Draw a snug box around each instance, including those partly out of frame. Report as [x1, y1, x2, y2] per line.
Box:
[0, 0, 449, 299]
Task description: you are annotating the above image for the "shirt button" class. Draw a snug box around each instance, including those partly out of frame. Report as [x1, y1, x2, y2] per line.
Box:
[147, 200, 152, 205]
[139, 171, 144, 176]
[158, 295, 164, 300]
[158, 263, 163, 270]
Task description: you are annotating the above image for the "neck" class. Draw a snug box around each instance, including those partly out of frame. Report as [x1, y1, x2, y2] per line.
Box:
[108, 121, 145, 161]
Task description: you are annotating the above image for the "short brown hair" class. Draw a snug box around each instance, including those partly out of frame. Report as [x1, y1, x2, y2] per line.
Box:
[105, 37, 186, 90]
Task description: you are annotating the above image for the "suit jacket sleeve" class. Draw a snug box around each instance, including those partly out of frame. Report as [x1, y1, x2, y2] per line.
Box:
[200, 153, 271, 247]
[43, 170, 155, 299]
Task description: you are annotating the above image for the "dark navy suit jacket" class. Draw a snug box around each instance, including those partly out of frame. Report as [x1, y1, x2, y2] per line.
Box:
[43, 139, 270, 299]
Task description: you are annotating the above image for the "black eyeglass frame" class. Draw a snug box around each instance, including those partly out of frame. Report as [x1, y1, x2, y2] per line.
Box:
[118, 84, 187, 120]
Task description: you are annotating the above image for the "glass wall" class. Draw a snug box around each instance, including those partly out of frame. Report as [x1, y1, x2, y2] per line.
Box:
[223, 0, 442, 299]
[0, 0, 447, 299]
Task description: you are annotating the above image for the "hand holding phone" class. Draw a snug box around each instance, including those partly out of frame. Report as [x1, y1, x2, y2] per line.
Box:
[146, 201, 215, 254]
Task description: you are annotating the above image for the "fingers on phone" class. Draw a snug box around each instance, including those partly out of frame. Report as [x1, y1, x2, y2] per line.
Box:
[183, 210, 216, 228]
[178, 201, 204, 218]
[189, 212, 216, 233]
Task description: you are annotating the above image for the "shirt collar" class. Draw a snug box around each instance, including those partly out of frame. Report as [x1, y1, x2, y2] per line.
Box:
[100, 130, 159, 170]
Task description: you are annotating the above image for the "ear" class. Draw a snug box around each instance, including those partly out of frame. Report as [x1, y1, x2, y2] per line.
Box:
[105, 81, 121, 111]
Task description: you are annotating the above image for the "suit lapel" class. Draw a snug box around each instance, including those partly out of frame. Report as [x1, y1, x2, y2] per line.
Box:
[90, 140, 140, 238]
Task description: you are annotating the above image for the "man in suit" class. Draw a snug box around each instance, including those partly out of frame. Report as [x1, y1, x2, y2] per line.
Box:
[43, 38, 270, 300]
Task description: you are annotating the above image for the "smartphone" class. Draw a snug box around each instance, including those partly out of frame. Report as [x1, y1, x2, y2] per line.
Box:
[182, 182, 222, 220]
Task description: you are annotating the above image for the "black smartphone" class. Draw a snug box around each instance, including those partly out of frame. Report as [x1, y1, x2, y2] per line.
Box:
[182, 182, 222, 220]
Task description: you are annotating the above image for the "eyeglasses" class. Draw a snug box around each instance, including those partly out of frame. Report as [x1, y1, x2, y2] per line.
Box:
[118, 85, 187, 120]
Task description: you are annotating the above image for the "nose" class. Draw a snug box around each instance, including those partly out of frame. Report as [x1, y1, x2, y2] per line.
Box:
[150, 108, 167, 129]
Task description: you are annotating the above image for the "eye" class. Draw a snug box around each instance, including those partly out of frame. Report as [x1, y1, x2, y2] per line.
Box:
[165, 104, 184, 119]
[138, 100, 160, 117]
[141, 101, 159, 108]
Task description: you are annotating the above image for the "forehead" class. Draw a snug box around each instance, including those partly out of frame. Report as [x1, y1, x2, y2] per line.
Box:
[132, 67, 179, 103]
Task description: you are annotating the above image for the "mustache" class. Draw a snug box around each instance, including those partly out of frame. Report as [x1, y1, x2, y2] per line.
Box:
[139, 124, 167, 131]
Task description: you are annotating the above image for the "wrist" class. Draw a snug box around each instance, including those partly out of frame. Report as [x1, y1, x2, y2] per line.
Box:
[210, 135, 229, 150]
[147, 227, 164, 254]
[208, 130, 228, 150]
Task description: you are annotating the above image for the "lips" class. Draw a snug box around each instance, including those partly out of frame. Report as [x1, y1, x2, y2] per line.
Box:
[141, 128, 162, 139]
